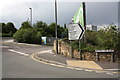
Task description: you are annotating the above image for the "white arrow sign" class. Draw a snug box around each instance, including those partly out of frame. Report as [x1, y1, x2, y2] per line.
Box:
[67, 23, 85, 40]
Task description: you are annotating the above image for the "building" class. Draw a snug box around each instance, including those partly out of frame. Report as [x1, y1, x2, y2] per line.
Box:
[117, 27, 120, 32]
[86, 25, 97, 31]
[97, 25, 110, 31]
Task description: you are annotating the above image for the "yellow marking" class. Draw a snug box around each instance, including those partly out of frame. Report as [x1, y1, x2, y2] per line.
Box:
[30, 53, 118, 75]
[66, 67, 75, 69]
[55, 65, 65, 68]
[85, 69, 93, 72]
[67, 60, 103, 70]
[74, 68, 83, 71]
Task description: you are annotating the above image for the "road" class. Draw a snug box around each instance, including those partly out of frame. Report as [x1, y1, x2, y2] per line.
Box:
[1, 39, 118, 78]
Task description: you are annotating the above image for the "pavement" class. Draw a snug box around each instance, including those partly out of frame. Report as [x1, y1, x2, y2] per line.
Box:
[34, 49, 119, 74]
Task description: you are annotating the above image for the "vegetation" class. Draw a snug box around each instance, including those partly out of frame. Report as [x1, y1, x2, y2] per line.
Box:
[13, 28, 42, 44]
[13, 21, 68, 44]
[63, 24, 120, 52]
[20, 21, 32, 29]
[0, 22, 17, 37]
[33, 22, 68, 38]
[1, 20, 119, 53]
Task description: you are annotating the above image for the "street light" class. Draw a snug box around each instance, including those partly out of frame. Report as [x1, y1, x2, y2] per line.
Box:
[29, 7, 32, 27]
[55, 0, 58, 54]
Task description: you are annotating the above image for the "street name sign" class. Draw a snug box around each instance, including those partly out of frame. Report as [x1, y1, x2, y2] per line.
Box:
[67, 23, 85, 40]
[95, 50, 114, 53]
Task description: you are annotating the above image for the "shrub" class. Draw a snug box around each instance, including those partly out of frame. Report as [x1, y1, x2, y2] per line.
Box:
[1, 33, 13, 37]
[13, 28, 42, 44]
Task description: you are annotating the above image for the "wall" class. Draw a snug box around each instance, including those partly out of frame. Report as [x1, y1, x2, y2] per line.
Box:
[54, 40, 120, 62]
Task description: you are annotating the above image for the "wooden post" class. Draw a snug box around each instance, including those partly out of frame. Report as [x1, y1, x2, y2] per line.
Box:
[96, 52, 99, 61]
[111, 53, 114, 62]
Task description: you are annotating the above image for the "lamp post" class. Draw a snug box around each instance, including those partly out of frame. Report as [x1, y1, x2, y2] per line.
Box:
[29, 7, 32, 27]
[55, 0, 58, 54]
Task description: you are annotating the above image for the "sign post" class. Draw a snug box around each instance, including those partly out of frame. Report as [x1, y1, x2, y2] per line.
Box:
[68, 23, 84, 40]
[68, 23, 85, 59]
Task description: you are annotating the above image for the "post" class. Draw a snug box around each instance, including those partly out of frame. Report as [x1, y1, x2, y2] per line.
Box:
[83, 2, 86, 30]
[83, 2, 86, 43]
[111, 52, 114, 62]
[55, 0, 58, 54]
[96, 52, 99, 61]
[70, 41, 73, 58]
[79, 39, 82, 60]
[29, 7, 32, 27]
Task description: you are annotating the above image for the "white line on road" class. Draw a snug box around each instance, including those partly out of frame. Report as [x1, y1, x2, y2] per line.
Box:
[4, 39, 14, 42]
[38, 50, 52, 54]
[106, 73, 114, 75]
[8, 49, 29, 56]
[105, 69, 120, 70]
[0, 46, 9, 48]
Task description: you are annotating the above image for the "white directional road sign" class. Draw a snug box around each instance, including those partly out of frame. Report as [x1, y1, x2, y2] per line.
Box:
[67, 23, 85, 40]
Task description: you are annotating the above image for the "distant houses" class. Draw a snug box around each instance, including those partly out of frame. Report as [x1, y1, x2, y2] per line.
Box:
[118, 27, 120, 32]
[86, 25, 97, 31]
[67, 23, 119, 32]
[86, 24, 112, 31]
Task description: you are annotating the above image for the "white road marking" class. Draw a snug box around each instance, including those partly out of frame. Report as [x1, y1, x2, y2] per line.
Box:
[3, 39, 14, 43]
[8, 49, 29, 56]
[17, 43, 40, 46]
[0, 46, 9, 48]
[53, 55, 56, 56]
[95, 71, 104, 73]
[106, 73, 114, 75]
[38, 50, 52, 54]
[105, 69, 120, 70]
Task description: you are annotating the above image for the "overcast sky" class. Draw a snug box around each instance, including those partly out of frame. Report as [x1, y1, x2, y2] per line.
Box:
[0, 0, 119, 29]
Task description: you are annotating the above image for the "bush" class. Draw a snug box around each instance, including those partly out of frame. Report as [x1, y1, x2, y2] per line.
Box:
[13, 28, 42, 44]
[0, 33, 13, 37]
[61, 25, 119, 52]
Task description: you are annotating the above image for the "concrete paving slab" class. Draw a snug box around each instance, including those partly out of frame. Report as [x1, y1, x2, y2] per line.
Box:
[66, 60, 103, 70]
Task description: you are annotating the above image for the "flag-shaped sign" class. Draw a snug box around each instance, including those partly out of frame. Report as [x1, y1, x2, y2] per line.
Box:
[73, 3, 84, 27]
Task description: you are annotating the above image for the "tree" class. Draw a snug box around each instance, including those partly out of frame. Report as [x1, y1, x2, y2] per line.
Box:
[64, 24, 67, 28]
[5, 22, 17, 33]
[115, 32, 120, 52]
[20, 21, 32, 29]
[33, 21, 48, 36]
[33, 21, 47, 30]
[47, 23, 56, 37]
[47, 23, 67, 38]
[86, 30, 98, 46]
[0, 23, 6, 33]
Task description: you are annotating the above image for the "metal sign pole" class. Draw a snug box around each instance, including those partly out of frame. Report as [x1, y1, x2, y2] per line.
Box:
[55, 0, 58, 54]
[83, 2, 86, 43]
[79, 39, 82, 60]
[70, 40, 73, 58]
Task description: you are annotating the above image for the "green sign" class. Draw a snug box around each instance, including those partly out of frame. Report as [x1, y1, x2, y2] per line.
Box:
[73, 3, 84, 27]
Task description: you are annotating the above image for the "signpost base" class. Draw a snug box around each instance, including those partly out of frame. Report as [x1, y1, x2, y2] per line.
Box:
[79, 39, 82, 60]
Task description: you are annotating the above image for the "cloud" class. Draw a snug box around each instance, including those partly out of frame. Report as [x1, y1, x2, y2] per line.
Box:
[86, 2, 118, 25]
[0, 1, 118, 29]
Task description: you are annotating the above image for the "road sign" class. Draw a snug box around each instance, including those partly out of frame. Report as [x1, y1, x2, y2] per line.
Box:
[67, 23, 85, 40]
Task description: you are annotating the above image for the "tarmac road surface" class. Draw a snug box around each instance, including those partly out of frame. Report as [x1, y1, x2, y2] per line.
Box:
[2, 39, 118, 78]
